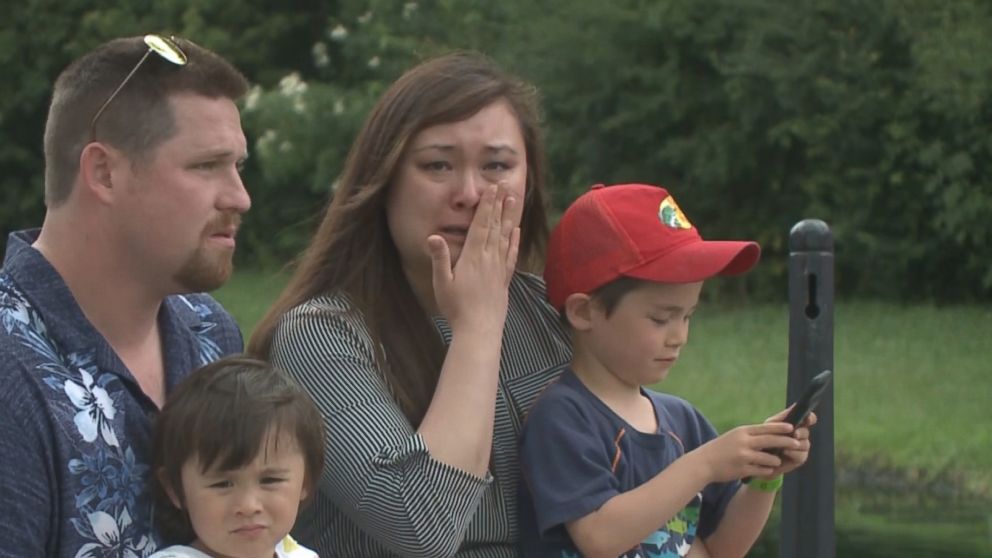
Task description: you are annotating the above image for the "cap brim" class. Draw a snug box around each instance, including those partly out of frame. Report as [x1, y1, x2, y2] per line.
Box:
[624, 240, 760, 284]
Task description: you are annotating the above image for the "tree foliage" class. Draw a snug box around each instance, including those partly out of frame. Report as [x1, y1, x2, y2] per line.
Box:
[3, 0, 991, 300]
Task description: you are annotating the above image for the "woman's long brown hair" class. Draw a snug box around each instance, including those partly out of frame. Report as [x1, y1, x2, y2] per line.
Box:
[248, 51, 550, 427]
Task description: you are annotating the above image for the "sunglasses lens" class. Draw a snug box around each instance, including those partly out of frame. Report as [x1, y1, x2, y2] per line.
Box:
[144, 34, 187, 66]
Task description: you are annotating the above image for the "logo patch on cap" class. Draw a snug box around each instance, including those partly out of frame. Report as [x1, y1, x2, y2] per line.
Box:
[658, 196, 692, 230]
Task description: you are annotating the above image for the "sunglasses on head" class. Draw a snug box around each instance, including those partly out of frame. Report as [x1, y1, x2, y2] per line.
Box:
[89, 34, 187, 142]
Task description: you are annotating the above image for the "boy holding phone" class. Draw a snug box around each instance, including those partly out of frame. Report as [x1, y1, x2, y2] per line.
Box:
[519, 184, 817, 557]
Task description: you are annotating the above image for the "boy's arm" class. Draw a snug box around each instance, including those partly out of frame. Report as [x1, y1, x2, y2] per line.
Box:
[697, 483, 777, 557]
[565, 423, 798, 558]
[701, 410, 816, 558]
[565, 452, 711, 557]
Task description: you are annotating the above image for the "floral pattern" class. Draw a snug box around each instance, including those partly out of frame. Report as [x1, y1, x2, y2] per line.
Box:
[0, 240, 241, 558]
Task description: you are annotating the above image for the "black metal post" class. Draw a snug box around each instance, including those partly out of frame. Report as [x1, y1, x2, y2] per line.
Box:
[780, 219, 835, 558]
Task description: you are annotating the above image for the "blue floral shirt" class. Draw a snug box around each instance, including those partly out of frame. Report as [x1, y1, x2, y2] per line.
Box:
[0, 230, 244, 558]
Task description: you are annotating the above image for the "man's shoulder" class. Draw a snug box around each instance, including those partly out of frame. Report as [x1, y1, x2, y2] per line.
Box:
[168, 292, 231, 318]
[165, 291, 244, 355]
[166, 292, 240, 335]
[0, 271, 55, 392]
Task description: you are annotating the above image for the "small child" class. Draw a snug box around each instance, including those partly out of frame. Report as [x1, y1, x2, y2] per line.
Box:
[149, 355, 325, 558]
[519, 184, 815, 558]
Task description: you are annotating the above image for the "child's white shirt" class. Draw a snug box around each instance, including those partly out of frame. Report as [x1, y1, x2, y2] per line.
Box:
[148, 535, 318, 557]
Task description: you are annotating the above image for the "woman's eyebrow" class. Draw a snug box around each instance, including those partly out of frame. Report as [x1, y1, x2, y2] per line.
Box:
[484, 144, 518, 155]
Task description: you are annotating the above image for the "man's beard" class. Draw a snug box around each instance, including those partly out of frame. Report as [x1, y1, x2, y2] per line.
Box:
[173, 213, 240, 292]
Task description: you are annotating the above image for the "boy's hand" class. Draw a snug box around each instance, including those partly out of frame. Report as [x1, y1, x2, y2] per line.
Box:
[693, 422, 801, 483]
[759, 408, 817, 477]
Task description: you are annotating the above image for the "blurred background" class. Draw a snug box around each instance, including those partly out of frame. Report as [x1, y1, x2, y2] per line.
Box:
[2, 0, 990, 555]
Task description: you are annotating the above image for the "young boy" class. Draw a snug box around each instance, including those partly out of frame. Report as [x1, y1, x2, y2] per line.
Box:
[149, 356, 325, 558]
[519, 183, 815, 557]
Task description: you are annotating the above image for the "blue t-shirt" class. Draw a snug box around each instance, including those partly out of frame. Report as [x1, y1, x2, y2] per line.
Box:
[518, 369, 740, 558]
[0, 230, 244, 557]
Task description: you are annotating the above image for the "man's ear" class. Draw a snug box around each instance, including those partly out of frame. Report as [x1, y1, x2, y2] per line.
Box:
[77, 142, 121, 204]
[157, 468, 183, 509]
[564, 293, 595, 331]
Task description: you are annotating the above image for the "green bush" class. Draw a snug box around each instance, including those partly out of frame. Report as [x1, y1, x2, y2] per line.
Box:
[4, 0, 992, 301]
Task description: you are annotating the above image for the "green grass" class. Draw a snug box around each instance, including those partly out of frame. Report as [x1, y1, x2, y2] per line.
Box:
[212, 267, 291, 341]
[659, 300, 992, 498]
[215, 268, 992, 497]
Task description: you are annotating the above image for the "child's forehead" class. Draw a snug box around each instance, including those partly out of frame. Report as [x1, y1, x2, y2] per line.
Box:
[626, 280, 704, 307]
[188, 427, 305, 472]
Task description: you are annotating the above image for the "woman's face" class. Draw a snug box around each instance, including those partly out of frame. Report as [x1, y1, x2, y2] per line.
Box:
[386, 99, 528, 284]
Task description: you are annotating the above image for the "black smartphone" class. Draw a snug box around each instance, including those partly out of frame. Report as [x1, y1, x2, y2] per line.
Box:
[782, 369, 832, 427]
[755, 369, 832, 460]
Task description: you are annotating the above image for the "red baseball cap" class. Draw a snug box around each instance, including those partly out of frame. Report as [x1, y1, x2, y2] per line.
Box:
[544, 183, 761, 310]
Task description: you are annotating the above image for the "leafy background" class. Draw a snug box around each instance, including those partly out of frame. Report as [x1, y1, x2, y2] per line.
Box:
[2, 0, 992, 301]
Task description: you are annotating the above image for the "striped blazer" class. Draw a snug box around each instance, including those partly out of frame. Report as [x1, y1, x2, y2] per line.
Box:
[271, 272, 572, 557]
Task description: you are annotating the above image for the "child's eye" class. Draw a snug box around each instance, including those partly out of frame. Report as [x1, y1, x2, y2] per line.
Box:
[208, 480, 233, 489]
[261, 476, 287, 485]
[649, 317, 669, 326]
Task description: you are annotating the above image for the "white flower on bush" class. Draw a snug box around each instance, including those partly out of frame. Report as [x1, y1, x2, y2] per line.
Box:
[313, 41, 329, 68]
[368, 56, 380, 69]
[333, 99, 345, 115]
[257, 129, 277, 155]
[293, 96, 306, 114]
[279, 140, 293, 153]
[329, 24, 348, 41]
[403, 2, 418, 19]
[279, 72, 308, 97]
[357, 11, 373, 24]
[243, 85, 262, 112]
[65, 369, 118, 447]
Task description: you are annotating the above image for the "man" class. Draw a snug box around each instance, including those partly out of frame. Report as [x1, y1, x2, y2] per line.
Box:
[0, 35, 250, 556]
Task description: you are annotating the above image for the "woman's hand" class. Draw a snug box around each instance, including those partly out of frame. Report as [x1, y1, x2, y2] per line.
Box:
[428, 182, 521, 333]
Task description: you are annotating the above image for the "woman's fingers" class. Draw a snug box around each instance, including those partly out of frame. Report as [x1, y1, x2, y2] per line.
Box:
[504, 227, 520, 284]
[499, 195, 516, 257]
[428, 235, 453, 291]
[464, 183, 499, 249]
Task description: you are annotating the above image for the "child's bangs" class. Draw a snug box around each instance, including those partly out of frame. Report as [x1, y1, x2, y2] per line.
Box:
[189, 390, 306, 473]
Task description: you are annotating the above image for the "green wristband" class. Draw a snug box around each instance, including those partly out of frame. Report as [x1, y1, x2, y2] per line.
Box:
[747, 475, 783, 492]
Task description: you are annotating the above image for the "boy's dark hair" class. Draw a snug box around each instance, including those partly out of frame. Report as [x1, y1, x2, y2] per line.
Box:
[559, 276, 646, 327]
[152, 355, 325, 543]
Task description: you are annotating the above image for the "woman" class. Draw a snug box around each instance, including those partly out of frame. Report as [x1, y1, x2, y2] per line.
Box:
[249, 52, 571, 557]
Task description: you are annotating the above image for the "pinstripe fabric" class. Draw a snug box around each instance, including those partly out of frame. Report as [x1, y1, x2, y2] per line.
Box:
[270, 273, 572, 558]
